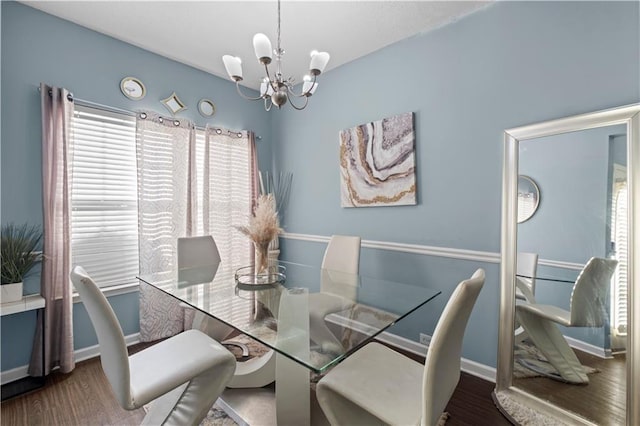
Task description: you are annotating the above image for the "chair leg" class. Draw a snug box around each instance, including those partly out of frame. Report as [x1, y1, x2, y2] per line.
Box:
[516, 309, 589, 384]
[141, 350, 236, 426]
[222, 340, 249, 357]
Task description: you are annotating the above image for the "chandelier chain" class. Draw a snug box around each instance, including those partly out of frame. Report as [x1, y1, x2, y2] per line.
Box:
[277, 0, 281, 53]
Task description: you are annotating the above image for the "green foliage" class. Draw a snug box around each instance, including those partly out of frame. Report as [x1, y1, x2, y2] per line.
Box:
[1, 223, 43, 285]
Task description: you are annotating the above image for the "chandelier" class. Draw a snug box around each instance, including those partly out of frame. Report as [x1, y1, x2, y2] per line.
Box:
[222, 0, 330, 111]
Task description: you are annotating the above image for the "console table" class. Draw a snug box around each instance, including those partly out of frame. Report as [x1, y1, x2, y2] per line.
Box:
[1, 294, 46, 401]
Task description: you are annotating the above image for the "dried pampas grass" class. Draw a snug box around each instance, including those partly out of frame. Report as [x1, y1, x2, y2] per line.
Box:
[237, 194, 282, 246]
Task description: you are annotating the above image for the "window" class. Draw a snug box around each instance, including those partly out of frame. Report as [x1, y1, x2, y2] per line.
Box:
[71, 104, 254, 291]
[70, 105, 139, 288]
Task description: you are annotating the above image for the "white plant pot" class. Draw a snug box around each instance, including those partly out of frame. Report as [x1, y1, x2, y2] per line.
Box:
[1, 282, 23, 303]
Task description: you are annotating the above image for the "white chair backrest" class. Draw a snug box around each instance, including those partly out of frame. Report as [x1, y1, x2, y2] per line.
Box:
[422, 269, 485, 426]
[570, 257, 618, 327]
[516, 252, 538, 296]
[178, 236, 221, 269]
[70, 266, 132, 408]
[321, 235, 361, 274]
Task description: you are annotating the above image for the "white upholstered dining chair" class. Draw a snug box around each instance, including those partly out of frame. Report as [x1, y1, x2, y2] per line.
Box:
[316, 268, 485, 426]
[514, 252, 538, 342]
[309, 235, 361, 353]
[177, 236, 245, 352]
[70, 266, 236, 425]
[178, 235, 276, 388]
[515, 252, 538, 302]
[515, 257, 618, 384]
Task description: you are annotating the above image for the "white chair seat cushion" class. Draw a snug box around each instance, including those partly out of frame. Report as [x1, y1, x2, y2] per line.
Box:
[516, 303, 572, 327]
[309, 293, 354, 318]
[129, 329, 235, 407]
[317, 342, 423, 425]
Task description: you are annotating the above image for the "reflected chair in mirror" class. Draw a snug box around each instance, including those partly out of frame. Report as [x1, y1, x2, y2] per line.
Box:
[177, 236, 276, 388]
[316, 269, 485, 426]
[516, 252, 538, 302]
[515, 257, 618, 384]
[70, 266, 236, 425]
[308, 235, 361, 354]
[514, 252, 538, 342]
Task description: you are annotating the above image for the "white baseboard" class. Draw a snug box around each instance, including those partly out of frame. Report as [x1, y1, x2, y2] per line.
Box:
[565, 335, 611, 359]
[1, 333, 141, 385]
[1, 365, 30, 385]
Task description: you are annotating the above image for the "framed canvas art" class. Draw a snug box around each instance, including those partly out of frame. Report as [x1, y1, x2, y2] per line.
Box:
[339, 112, 416, 207]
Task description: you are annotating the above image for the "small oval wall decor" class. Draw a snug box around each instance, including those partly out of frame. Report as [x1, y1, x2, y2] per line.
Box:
[198, 99, 216, 117]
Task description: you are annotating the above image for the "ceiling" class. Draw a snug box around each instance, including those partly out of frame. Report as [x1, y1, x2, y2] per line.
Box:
[22, 1, 492, 90]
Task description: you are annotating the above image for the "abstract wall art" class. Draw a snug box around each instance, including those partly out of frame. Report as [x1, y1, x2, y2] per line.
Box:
[339, 112, 416, 207]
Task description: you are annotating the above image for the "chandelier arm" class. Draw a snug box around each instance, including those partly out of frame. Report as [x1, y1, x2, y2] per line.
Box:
[286, 74, 317, 98]
[235, 81, 265, 101]
[264, 97, 273, 111]
[287, 94, 309, 111]
[263, 64, 279, 92]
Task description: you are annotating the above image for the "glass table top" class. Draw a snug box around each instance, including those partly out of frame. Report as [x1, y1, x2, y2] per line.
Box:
[138, 261, 441, 373]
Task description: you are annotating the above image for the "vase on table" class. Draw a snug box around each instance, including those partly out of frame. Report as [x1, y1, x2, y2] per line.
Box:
[254, 241, 270, 274]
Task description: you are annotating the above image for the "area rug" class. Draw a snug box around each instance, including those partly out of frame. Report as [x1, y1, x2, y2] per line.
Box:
[513, 342, 599, 380]
[494, 392, 569, 426]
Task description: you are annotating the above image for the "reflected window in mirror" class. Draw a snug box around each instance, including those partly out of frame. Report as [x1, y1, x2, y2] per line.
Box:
[610, 163, 627, 351]
[517, 176, 540, 223]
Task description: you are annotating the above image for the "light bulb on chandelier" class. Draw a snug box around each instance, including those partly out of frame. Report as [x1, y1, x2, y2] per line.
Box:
[222, 0, 330, 111]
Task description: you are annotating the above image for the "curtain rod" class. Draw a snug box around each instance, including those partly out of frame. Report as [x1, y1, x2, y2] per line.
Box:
[37, 85, 261, 139]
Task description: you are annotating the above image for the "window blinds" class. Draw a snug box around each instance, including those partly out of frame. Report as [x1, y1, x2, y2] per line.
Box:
[612, 180, 628, 337]
[70, 105, 139, 288]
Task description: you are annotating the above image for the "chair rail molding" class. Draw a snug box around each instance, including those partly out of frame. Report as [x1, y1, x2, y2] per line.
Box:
[281, 232, 500, 264]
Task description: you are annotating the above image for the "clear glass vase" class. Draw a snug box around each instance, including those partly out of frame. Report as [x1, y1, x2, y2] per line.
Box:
[254, 241, 270, 274]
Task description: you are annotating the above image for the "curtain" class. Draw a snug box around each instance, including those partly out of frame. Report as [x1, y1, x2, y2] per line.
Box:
[201, 128, 256, 267]
[29, 83, 75, 376]
[190, 128, 257, 328]
[136, 111, 195, 341]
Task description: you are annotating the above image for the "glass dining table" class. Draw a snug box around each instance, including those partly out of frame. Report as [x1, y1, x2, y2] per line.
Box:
[138, 260, 441, 425]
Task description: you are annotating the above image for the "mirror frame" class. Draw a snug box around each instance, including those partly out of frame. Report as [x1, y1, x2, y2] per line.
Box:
[495, 103, 640, 425]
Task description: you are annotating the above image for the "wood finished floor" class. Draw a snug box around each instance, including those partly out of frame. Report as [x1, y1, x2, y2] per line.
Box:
[513, 349, 626, 426]
[1, 341, 509, 426]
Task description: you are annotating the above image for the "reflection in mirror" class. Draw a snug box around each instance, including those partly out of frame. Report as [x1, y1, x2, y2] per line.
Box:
[495, 104, 640, 426]
[513, 124, 627, 424]
[517, 176, 540, 223]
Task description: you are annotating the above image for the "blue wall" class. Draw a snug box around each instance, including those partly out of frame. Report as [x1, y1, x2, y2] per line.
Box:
[272, 1, 639, 367]
[2, 1, 639, 373]
[0, 1, 271, 371]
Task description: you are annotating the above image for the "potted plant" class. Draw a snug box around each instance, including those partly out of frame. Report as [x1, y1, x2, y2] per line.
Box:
[1, 223, 43, 303]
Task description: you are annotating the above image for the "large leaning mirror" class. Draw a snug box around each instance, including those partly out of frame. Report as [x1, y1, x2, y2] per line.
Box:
[494, 104, 640, 425]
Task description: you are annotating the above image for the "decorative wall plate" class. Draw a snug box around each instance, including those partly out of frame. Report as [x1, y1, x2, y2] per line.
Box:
[120, 77, 146, 100]
[161, 92, 187, 115]
[198, 99, 216, 117]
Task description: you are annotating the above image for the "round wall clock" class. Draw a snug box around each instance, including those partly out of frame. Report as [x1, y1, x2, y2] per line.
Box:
[120, 77, 146, 100]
